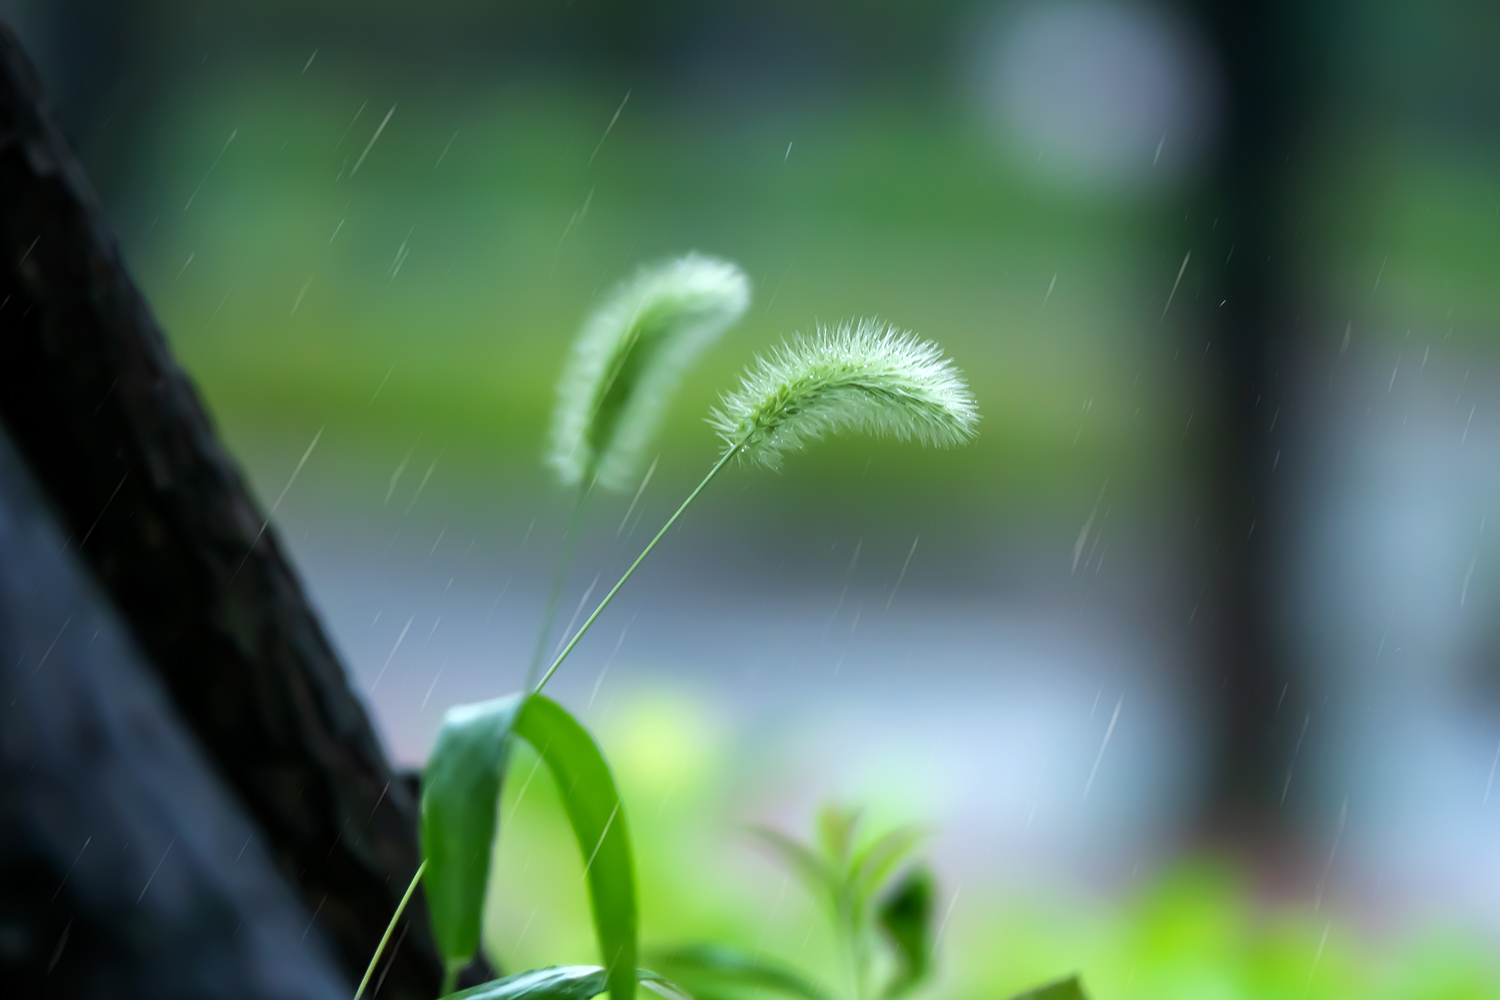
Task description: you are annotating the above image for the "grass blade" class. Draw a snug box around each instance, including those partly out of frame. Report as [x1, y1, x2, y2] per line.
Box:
[513, 696, 638, 1000]
[355, 859, 428, 999]
[444, 966, 681, 1000]
[421, 694, 526, 973]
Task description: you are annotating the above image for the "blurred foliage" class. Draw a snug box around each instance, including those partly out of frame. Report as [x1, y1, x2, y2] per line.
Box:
[480, 696, 1500, 1000]
[122, 68, 1171, 514]
[94, 26, 1500, 541]
[736, 804, 933, 1000]
[5, 0, 1499, 532]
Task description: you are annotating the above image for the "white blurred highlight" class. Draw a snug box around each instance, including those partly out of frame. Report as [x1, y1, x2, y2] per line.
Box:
[966, 0, 1223, 196]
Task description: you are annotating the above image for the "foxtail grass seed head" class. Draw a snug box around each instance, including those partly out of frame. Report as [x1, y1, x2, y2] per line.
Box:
[709, 320, 979, 469]
[549, 253, 750, 491]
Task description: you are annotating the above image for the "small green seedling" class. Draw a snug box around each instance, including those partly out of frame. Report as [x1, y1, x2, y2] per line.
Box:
[361, 255, 982, 1000]
[652, 805, 937, 1000]
[649, 806, 1091, 1000]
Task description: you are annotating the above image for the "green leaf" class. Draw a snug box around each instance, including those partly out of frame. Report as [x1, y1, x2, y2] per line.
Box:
[747, 826, 836, 909]
[851, 826, 923, 906]
[445, 966, 683, 1000]
[420, 692, 641, 1000]
[817, 804, 861, 871]
[876, 868, 934, 998]
[512, 695, 638, 1000]
[421, 694, 526, 966]
[649, 943, 831, 1000]
[1003, 976, 1089, 1000]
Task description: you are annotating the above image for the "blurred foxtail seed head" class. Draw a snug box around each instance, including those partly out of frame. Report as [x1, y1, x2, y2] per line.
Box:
[549, 253, 751, 492]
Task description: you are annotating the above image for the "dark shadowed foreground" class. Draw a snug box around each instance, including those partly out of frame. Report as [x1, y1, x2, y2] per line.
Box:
[0, 20, 446, 997]
[0, 422, 349, 999]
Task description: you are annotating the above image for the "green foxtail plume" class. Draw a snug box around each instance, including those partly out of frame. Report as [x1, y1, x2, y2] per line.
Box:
[548, 253, 750, 492]
[534, 319, 978, 694]
[708, 320, 979, 470]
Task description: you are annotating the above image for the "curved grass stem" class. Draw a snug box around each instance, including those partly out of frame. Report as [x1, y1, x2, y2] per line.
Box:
[523, 482, 591, 691]
[354, 859, 427, 1000]
[534, 441, 744, 695]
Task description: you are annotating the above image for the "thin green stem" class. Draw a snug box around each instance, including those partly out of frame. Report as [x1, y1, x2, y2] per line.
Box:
[523, 483, 591, 691]
[534, 443, 743, 695]
[354, 859, 427, 1000]
[833, 895, 862, 1000]
[851, 918, 870, 1000]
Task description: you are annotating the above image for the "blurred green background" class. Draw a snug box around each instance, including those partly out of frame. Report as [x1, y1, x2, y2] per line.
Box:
[7, 0, 1500, 996]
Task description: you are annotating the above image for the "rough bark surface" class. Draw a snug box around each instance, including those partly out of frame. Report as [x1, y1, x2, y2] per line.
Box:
[0, 22, 443, 998]
[0, 422, 351, 1000]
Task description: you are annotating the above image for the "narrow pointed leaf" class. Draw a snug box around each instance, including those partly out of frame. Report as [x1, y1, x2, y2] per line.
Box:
[817, 804, 860, 871]
[876, 868, 933, 998]
[746, 826, 836, 908]
[851, 826, 924, 904]
[422, 694, 525, 965]
[445, 966, 681, 1000]
[650, 943, 831, 1000]
[513, 695, 638, 1000]
[1003, 977, 1089, 1000]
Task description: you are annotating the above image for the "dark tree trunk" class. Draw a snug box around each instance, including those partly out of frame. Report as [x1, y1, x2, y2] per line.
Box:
[0, 420, 350, 999]
[0, 21, 443, 998]
[1185, 0, 1327, 839]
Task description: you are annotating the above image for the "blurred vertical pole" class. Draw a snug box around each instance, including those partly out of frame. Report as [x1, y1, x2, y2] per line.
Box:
[1183, 0, 1324, 840]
